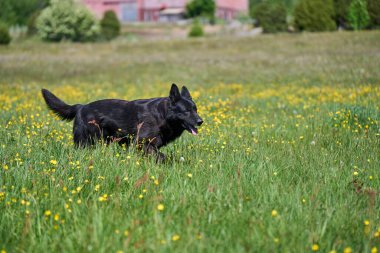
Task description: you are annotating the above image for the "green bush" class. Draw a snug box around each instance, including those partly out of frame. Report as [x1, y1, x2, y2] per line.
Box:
[27, 11, 41, 36]
[186, 0, 215, 20]
[348, 0, 370, 30]
[188, 20, 204, 37]
[367, 0, 380, 28]
[294, 0, 336, 32]
[36, 0, 99, 42]
[0, 22, 11, 45]
[100, 10, 121, 41]
[253, 2, 287, 33]
[333, 0, 352, 28]
[0, 0, 49, 26]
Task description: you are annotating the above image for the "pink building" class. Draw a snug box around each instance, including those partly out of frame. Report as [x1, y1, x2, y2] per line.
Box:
[82, 0, 248, 22]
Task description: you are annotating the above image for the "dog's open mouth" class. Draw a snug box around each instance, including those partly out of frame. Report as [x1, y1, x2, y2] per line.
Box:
[183, 123, 198, 136]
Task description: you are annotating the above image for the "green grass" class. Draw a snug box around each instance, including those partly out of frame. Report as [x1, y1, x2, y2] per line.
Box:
[0, 31, 380, 253]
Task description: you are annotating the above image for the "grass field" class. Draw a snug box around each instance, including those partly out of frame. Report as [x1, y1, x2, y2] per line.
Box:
[0, 31, 380, 253]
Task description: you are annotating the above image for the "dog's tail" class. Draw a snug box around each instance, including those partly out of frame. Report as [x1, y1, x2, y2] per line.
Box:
[41, 89, 81, 121]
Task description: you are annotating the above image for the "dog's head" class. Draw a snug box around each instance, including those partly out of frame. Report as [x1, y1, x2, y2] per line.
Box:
[168, 83, 203, 135]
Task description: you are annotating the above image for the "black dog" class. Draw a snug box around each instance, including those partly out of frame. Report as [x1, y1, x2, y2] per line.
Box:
[41, 84, 203, 161]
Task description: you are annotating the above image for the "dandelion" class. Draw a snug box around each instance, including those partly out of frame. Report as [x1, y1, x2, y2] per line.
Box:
[312, 244, 319, 251]
[344, 247, 352, 253]
[2, 165, 8, 170]
[44, 210, 52, 217]
[98, 194, 108, 202]
[187, 173, 193, 178]
[124, 230, 129, 237]
[139, 194, 144, 199]
[50, 160, 57, 165]
[353, 171, 358, 176]
[54, 214, 59, 221]
[271, 210, 278, 217]
[371, 247, 378, 253]
[364, 220, 370, 226]
[157, 204, 164, 211]
[172, 234, 180, 241]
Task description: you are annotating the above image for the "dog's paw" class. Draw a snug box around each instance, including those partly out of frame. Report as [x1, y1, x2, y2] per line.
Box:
[156, 152, 166, 163]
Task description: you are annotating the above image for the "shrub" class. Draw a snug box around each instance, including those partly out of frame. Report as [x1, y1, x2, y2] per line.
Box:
[186, 0, 215, 20]
[367, 0, 380, 28]
[0, 0, 49, 26]
[36, 0, 99, 42]
[348, 0, 370, 30]
[333, 0, 352, 28]
[253, 2, 287, 33]
[100, 10, 121, 41]
[294, 0, 336, 32]
[0, 22, 11, 45]
[188, 20, 204, 37]
[27, 11, 41, 36]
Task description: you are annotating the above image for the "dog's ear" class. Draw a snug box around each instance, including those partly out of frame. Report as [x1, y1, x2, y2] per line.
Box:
[169, 83, 180, 103]
[181, 86, 192, 100]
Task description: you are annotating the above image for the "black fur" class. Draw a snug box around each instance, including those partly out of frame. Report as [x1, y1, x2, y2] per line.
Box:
[41, 84, 203, 161]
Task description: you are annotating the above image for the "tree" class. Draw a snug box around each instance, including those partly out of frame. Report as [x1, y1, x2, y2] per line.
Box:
[249, 0, 297, 17]
[0, 0, 49, 26]
[253, 2, 288, 33]
[186, 0, 216, 20]
[294, 0, 336, 32]
[0, 22, 11, 45]
[333, 0, 352, 28]
[100, 10, 121, 41]
[348, 0, 370, 30]
[36, 0, 99, 42]
[367, 0, 380, 28]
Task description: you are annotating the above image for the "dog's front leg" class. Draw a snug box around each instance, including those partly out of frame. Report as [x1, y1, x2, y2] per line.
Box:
[143, 143, 166, 163]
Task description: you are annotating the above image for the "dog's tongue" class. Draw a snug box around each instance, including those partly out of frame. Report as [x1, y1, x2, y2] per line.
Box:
[191, 128, 198, 136]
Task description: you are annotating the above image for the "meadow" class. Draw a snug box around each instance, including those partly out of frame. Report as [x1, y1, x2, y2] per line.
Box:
[0, 31, 379, 253]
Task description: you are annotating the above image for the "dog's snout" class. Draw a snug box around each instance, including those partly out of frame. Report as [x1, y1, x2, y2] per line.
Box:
[197, 118, 203, 126]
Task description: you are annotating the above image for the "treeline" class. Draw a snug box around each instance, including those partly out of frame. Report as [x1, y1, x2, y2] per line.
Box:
[251, 0, 380, 33]
[0, 0, 121, 44]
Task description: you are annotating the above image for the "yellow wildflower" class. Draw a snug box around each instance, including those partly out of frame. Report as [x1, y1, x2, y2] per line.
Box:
[344, 247, 352, 253]
[157, 204, 164, 211]
[312, 244, 319, 251]
[172, 234, 180, 241]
